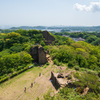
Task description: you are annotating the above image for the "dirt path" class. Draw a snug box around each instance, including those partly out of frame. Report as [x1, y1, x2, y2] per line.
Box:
[17, 66, 56, 100]
[0, 61, 57, 100]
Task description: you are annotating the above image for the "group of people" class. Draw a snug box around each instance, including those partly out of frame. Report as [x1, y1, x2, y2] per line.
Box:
[24, 81, 35, 93]
[24, 73, 41, 93]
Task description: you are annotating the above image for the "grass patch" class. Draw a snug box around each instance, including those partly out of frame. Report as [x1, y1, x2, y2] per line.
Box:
[0, 66, 42, 87]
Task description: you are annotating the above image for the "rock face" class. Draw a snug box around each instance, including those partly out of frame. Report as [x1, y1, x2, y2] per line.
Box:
[51, 72, 60, 89]
[50, 71, 75, 90]
[43, 31, 55, 45]
[51, 72, 68, 89]
[38, 46, 47, 64]
[30, 46, 47, 64]
[30, 46, 38, 63]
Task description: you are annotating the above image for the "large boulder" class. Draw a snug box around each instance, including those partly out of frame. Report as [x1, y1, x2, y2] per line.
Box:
[43, 31, 55, 45]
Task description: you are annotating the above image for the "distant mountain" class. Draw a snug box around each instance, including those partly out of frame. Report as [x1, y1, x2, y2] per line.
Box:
[10, 26, 47, 30]
[0, 25, 12, 29]
[9, 26, 100, 32]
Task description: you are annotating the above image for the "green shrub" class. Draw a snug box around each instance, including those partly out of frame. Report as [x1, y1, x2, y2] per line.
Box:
[0, 51, 33, 77]
[68, 60, 75, 68]
[75, 87, 84, 94]
[74, 73, 100, 93]
[76, 54, 88, 68]
[74, 72, 80, 78]
[40, 41, 45, 46]
[10, 64, 32, 78]
[46, 62, 50, 65]
[10, 72, 18, 78]
[17, 66, 22, 71]
[9, 44, 23, 53]
[74, 66, 80, 70]
[98, 71, 100, 77]
[84, 69, 97, 76]
[80, 68, 86, 71]
[53, 59, 62, 66]
[0, 76, 9, 83]
[7, 68, 14, 73]
[36, 97, 40, 100]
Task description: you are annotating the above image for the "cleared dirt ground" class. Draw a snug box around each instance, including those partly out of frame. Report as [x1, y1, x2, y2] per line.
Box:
[0, 62, 57, 100]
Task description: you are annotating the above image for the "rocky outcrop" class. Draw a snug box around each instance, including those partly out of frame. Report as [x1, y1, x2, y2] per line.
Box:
[50, 71, 77, 90]
[51, 72, 73, 89]
[30, 46, 47, 64]
[43, 31, 55, 45]
[51, 72, 60, 89]
[38, 46, 47, 64]
[51, 71, 89, 95]
[30, 46, 38, 63]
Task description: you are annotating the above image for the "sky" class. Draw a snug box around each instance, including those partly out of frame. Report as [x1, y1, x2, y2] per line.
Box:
[0, 0, 100, 27]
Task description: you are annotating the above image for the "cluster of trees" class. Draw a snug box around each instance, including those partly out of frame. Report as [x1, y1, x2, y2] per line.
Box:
[0, 29, 14, 33]
[54, 32, 100, 46]
[47, 40, 100, 70]
[0, 29, 46, 82]
[0, 29, 46, 51]
[74, 72, 100, 93]
[0, 32, 29, 50]
[15, 29, 44, 43]
[54, 35, 74, 45]
[0, 51, 32, 79]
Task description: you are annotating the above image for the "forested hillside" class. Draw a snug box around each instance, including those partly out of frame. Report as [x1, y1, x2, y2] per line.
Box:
[0, 29, 100, 100]
[0, 29, 45, 83]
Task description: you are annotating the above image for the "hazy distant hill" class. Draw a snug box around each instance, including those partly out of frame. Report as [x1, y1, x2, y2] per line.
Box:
[9, 26, 100, 32]
[10, 26, 47, 30]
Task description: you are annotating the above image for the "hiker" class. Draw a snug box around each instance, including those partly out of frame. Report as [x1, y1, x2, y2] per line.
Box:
[39, 73, 41, 77]
[31, 83, 33, 88]
[24, 87, 26, 93]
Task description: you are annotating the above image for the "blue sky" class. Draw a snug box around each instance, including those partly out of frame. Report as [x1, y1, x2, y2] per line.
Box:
[0, 0, 100, 26]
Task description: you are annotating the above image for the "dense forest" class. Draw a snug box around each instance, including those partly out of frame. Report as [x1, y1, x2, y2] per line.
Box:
[0, 29, 100, 99]
[0, 29, 45, 82]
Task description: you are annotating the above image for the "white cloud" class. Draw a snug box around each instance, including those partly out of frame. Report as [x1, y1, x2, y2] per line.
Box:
[74, 2, 100, 12]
